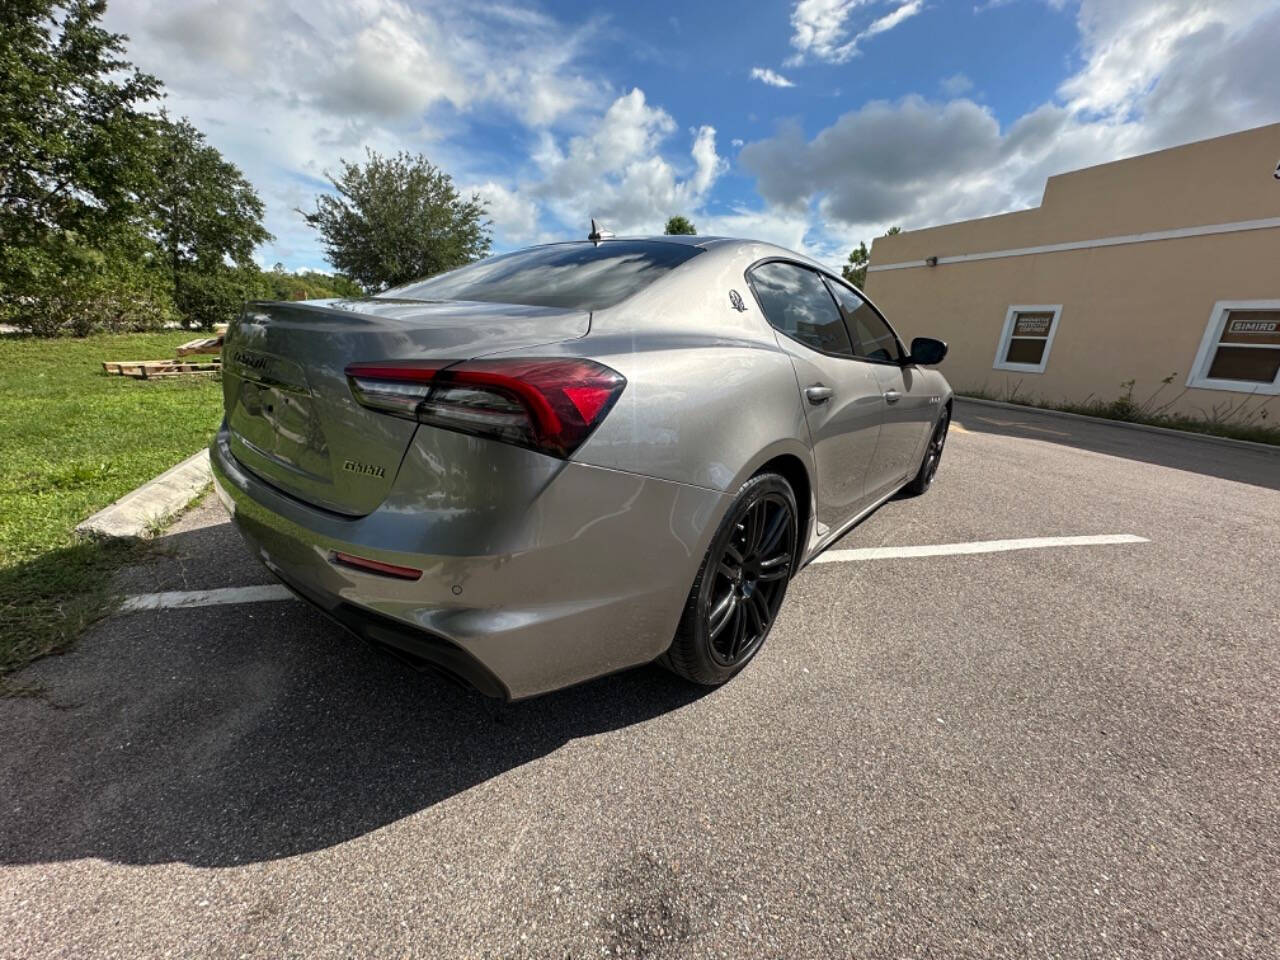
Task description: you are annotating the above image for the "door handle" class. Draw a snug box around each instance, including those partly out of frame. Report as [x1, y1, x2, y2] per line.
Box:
[883, 390, 901, 404]
[805, 385, 834, 404]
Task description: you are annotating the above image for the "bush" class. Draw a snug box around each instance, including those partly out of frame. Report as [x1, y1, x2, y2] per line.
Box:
[173, 266, 261, 330]
[255, 267, 366, 301]
[0, 237, 175, 337]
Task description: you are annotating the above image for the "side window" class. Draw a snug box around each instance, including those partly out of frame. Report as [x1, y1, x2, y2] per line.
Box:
[994, 306, 1061, 373]
[1188, 302, 1280, 392]
[748, 262, 853, 357]
[826, 280, 903, 363]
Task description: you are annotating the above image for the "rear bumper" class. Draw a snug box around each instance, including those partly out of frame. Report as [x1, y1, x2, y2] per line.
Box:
[210, 427, 728, 698]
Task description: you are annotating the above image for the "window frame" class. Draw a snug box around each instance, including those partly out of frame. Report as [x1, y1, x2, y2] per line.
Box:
[820, 274, 906, 366]
[993, 304, 1062, 374]
[1186, 299, 1280, 396]
[744, 256, 907, 365]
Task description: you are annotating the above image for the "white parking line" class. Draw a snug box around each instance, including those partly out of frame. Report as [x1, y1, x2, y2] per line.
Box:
[808, 533, 1149, 565]
[118, 534, 1149, 611]
[119, 584, 295, 612]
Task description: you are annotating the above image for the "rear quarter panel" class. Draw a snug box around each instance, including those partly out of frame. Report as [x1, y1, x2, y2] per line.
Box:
[508, 243, 815, 494]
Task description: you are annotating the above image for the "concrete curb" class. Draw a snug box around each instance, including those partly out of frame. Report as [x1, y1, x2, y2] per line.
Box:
[75, 449, 212, 540]
[955, 396, 1280, 454]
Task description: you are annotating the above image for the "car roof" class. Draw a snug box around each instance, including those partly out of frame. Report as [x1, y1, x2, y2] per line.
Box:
[499, 235, 830, 274]
[527, 235, 735, 249]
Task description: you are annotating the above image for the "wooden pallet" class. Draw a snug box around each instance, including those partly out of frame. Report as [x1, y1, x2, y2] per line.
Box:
[102, 359, 222, 379]
[175, 335, 224, 357]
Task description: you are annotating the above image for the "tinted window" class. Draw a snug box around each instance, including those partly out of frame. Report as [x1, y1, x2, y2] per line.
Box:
[826, 281, 902, 363]
[381, 241, 704, 310]
[1206, 309, 1280, 383]
[749, 262, 853, 356]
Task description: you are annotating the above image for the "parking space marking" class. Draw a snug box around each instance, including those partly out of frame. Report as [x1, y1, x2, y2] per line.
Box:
[809, 533, 1149, 565]
[973, 415, 1072, 437]
[119, 584, 295, 612]
[116, 536, 1148, 611]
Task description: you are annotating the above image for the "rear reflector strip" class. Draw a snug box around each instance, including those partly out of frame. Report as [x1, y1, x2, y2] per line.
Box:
[331, 551, 423, 581]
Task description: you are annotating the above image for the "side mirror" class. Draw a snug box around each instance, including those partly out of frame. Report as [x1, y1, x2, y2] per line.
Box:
[907, 336, 948, 366]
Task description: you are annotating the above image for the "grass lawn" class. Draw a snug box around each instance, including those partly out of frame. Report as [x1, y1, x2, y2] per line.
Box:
[0, 331, 224, 689]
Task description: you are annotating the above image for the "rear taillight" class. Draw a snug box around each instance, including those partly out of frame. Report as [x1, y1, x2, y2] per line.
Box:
[345, 358, 626, 458]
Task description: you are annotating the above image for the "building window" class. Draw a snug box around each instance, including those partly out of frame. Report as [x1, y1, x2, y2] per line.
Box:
[994, 305, 1061, 374]
[1188, 300, 1280, 395]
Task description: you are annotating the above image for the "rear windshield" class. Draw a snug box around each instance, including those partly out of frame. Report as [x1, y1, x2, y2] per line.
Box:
[380, 240, 704, 310]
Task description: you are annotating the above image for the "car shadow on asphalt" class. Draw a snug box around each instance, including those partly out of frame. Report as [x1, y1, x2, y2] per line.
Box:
[954, 400, 1280, 491]
[0, 521, 710, 869]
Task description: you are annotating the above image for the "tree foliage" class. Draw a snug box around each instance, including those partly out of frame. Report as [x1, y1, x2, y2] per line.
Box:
[0, 0, 161, 247]
[141, 115, 272, 327]
[0, 0, 169, 333]
[5, 228, 175, 335]
[301, 150, 490, 291]
[841, 241, 869, 288]
[258, 265, 365, 302]
[841, 227, 901, 289]
[663, 215, 697, 235]
[0, 2, 275, 333]
[143, 116, 271, 274]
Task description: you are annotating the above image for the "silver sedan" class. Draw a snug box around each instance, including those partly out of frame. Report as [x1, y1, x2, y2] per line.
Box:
[211, 236, 953, 698]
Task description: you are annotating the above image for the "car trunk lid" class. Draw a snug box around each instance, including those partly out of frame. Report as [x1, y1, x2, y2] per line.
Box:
[222, 298, 590, 516]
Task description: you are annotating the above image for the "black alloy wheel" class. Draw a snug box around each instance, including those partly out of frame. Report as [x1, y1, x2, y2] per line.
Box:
[663, 473, 799, 685]
[904, 407, 949, 496]
[706, 491, 795, 665]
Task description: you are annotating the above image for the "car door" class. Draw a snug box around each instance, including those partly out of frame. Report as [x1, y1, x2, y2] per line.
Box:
[825, 279, 936, 498]
[747, 261, 884, 536]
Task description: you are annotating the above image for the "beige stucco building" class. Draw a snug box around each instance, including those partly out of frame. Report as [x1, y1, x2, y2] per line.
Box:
[864, 123, 1280, 420]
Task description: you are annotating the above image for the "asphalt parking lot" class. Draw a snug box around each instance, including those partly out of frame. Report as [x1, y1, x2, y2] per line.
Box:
[2, 399, 1277, 959]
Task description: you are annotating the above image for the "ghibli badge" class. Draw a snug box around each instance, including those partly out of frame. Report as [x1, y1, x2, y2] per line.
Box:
[343, 459, 385, 478]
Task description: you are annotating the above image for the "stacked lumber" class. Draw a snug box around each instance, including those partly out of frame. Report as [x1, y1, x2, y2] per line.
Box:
[175, 335, 223, 357]
[102, 360, 221, 379]
[103, 325, 228, 379]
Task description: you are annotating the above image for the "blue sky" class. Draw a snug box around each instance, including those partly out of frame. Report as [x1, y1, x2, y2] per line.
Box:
[103, 0, 1280, 271]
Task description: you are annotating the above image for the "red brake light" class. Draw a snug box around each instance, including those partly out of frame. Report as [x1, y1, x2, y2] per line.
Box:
[344, 358, 626, 458]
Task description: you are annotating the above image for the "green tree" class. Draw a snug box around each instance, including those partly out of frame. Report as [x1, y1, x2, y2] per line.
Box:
[257, 264, 365, 302]
[664, 215, 696, 235]
[0, 0, 168, 333]
[841, 241, 869, 288]
[0, 0, 161, 247]
[301, 150, 490, 291]
[140, 115, 272, 327]
[841, 226, 901, 290]
[144, 116, 270, 275]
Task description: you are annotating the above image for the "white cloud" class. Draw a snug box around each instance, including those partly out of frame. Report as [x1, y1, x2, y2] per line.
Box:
[699, 206, 828, 257]
[940, 73, 974, 96]
[786, 0, 921, 64]
[745, 0, 1280, 267]
[102, 0, 606, 267]
[750, 67, 797, 88]
[525, 90, 727, 235]
[787, 0, 875, 64]
[468, 181, 543, 247]
[859, 1, 924, 42]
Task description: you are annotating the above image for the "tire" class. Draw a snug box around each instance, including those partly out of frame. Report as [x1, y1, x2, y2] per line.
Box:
[661, 472, 799, 686]
[902, 405, 950, 497]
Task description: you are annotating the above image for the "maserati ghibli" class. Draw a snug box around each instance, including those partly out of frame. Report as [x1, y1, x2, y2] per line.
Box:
[211, 234, 952, 698]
